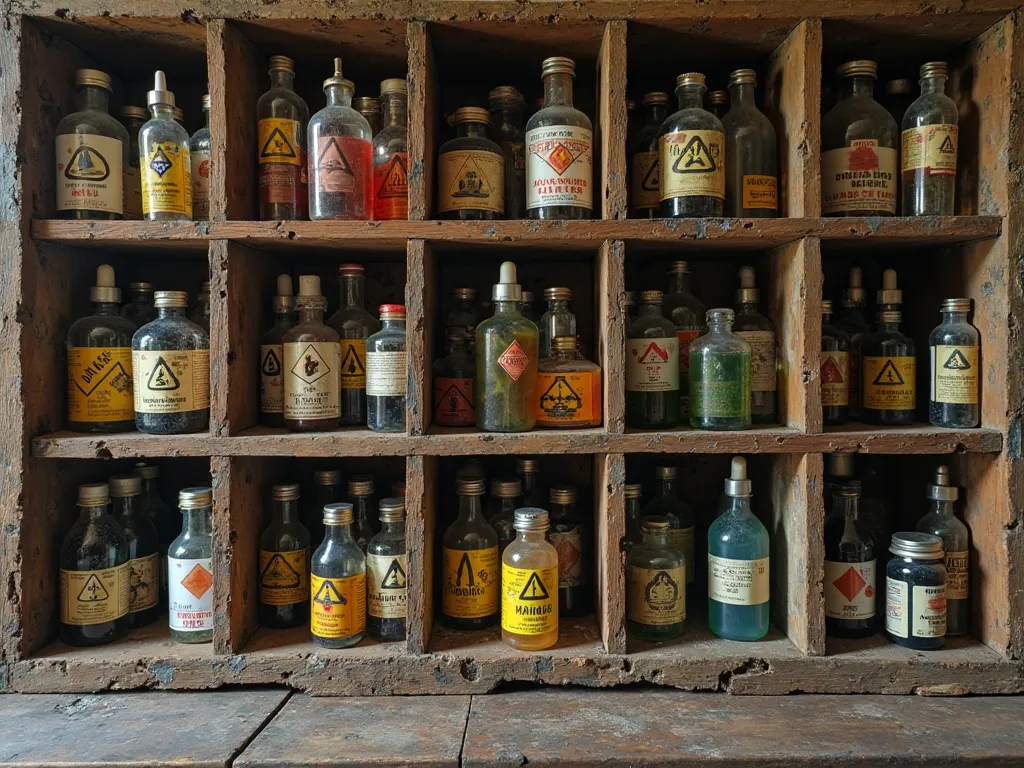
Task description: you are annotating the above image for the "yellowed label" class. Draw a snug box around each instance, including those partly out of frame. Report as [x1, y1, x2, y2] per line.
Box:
[526, 124, 593, 211]
[311, 572, 365, 639]
[142, 141, 191, 217]
[366, 351, 406, 397]
[863, 355, 916, 411]
[133, 349, 210, 414]
[260, 344, 284, 414]
[56, 133, 124, 214]
[626, 336, 679, 392]
[735, 330, 777, 392]
[259, 118, 302, 166]
[501, 563, 558, 635]
[124, 166, 143, 219]
[535, 370, 602, 426]
[708, 554, 769, 606]
[191, 149, 212, 220]
[669, 526, 695, 585]
[931, 345, 978, 405]
[821, 350, 850, 407]
[912, 584, 946, 638]
[438, 149, 504, 214]
[259, 549, 308, 606]
[441, 546, 499, 619]
[945, 550, 969, 601]
[742, 174, 778, 211]
[283, 341, 341, 421]
[631, 150, 659, 209]
[68, 346, 134, 423]
[821, 141, 897, 214]
[659, 129, 725, 201]
[902, 124, 957, 175]
[128, 553, 159, 613]
[339, 339, 367, 390]
[60, 564, 130, 625]
[367, 553, 408, 619]
[628, 566, 685, 626]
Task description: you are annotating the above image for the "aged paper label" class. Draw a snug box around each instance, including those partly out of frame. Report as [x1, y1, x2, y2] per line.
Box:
[660, 129, 725, 201]
[56, 133, 124, 214]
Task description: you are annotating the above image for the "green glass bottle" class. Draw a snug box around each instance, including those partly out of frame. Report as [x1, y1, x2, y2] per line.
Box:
[690, 308, 752, 430]
[626, 290, 680, 429]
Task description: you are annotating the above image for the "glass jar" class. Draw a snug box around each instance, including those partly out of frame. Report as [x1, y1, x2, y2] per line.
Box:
[689, 308, 752, 430]
[438, 107, 504, 220]
[366, 497, 407, 642]
[347, 474, 379, 552]
[140, 71, 192, 221]
[501, 509, 559, 650]
[549, 485, 592, 617]
[643, 465, 695, 587]
[257, 55, 309, 221]
[366, 304, 407, 433]
[372, 79, 409, 221]
[535, 336, 602, 428]
[168, 487, 215, 644]
[885, 532, 947, 650]
[110, 473, 161, 629]
[354, 96, 382, 136]
[625, 290, 680, 429]
[821, 300, 850, 426]
[283, 275, 340, 432]
[626, 515, 686, 641]
[120, 105, 147, 220]
[630, 91, 669, 219]
[824, 486, 876, 638]
[433, 331, 475, 427]
[861, 310, 915, 426]
[664, 261, 706, 420]
[902, 62, 958, 215]
[916, 465, 969, 636]
[441, 478, 499, 630]
[733, 266, 777, 424]
[487, 477, 523, 555]
[260, 275, 297, 428]
[723, 69, 778, 218]
[310, 502, 366, 649]
[190, 94, 212, 221]
[122, 281, 157, 328]
[929, 298, 979, 428]
[837, 267, 871, 419]
[259, 483, 310, 630]
[539, 287, 576, 360]
[327, 263, 381, 426]
[489, 86, 526, 219]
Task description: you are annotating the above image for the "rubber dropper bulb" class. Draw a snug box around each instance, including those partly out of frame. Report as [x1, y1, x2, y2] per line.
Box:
[500, 261, 517, 285]
[276, 274, 294, 297]
[739, 266, 756, 288]
[731, 456, 747, 480]
[724, 456, 753, 497]
[877, 268, 902, 306]
[298, 275, 322, 297]
[96, 264, 116, 288]
[882, 269, 897, 290]
[849, 267, 862, 288]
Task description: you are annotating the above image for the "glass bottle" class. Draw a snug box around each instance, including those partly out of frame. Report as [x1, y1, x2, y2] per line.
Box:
[190, 281, 211, 332]
[433, 331, 475, 427]
[260, 274, 297, 428]
[120, 105, 147, 220]
[310, 502, 366, 648]
[824, 486, 876, 638]
[110, 473, 161, 629]
[447, 288, 479, 346]
[326, 263, 380, 426]
[822, 300, 851, 426]
[625, 290, 680, 429]
[885, 532, 947, 650]
[475, 262, 539, 432]
[519, 291, 536, 322]
[168, 487, 214, 644]
[173, 106, 185, 125]
[917, 465, 969, 636]
[354, 96, 381, 137]
[624, 291, 637, 323]
[308, 58, 373, 221]
[67, 264, 136, 433]
[822, 60, 898, 216]
[372, 79, 409, 221]
[135, 462, 177, 603]
[886, 78, 915, 127]
[664, 261, 706, 420]
[501, 509, 559, 650]
[259, 483, 310, 630]
[861, 310, 916, 426]
[623, 483, 644, 552]
[122, 281, 157, 328]
[690, 308, 752, 430]
[283, 275, 340, 432]
[823, 453, 856, 517]
[190, 94, 212, 221]
[56, 69, 129, 220]
[723, 69, 779, 218]
[630, 91, 669, 219]
[902, 62, 958, 216]
[549, 485, 592, 617]
[348, 475, 379, 552]
[441, 478, 499, 629]
[539, 287, 576, 360]
[303, 469, 343, 550]
[707, 90, 729, 120]
[836, 267, 871, 420]
[627, 515, 686, 641]
[658, 72, 725, 217]
[366, 497, 408, 641]
[438, 107, 505, 220]
[139, 71, 192, 221]
[526, 57, 593, 220]
[132, 291, 210, 434]
[487, 478, 523, 555]
[489, 86, 527, 219]
[516, 458, 542, 508]
[643, 466, 695, 588]
[536, 336, 602, 428]
[258, 55, 308, 221]
[929, 298, 979, 428]
[60, 483, 130, 646]
[708, 457, 770, 641]
[366, 304, 407, 433]
[733, 266, 777, 424]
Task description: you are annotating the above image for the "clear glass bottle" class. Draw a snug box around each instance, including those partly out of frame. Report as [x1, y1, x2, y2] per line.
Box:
[487, 477, 523, 555]
[536, 336, 602, 428]
[310, 502, 366, 649]
[822, 61, 898, 216]
[366, 304, 407, 433]
[516, 458, 542, 508]
[60, 483, 130, 646]
[139, 71, 192, 221]
[707, 90, 729, 120]
[501, 509, 559, 650]
[122, 281, 157, 328]
[643, 466, 695, 588]
[303, 469, 343, 551]
[489, 86, 527, 219]
[861, 310, 916, 426]
[549, 485, 592, 617]
[917, 465, 969, 636]
[822, 300, 851, 426]
[372, 79, 409, 221]
[733, 266, 776, 424]
[190, 280, 211, 332]
[708, 457, 770, 641]
[658, 72, 725, 217]
[441, 478, 499, 630]
[630, 92, 669, 219]
[354, 96, 382, 137]
[326, 263, 380, 426]
[67, 264, 136, 433]
[56, 69, 129, 220]
[902, 62, 958, 215]
[885, 532, 946, 650]
[664, 261, 706, 420]
[132, 290, 210, 434]
[519, 291, 536, 322]
[348, 475, 379, 552]
[433, 331, 475, 427]
[447, 288, 479, 346]
[824, 486, 876, 638]
[623, 483, 644, 552]
[366, 497, 408, 641]
[837, 267, 871, 420]
[539, 287, 576, 360]
[690, 308, 752, 430]
[626, 290, 680, 429]
[438, 107, 505, 220]
[283, 275, 340, 431]
[190, 94, 212, 221]
[168, 487, 214, 644]
[259, 483, 310, 630]
[260, 274, 297, 428]
[258, 55, 309, 221]
[627, 515, 686, 641]
[526, 57, 593, 220]
[110, 473, 161, 629]
[723, 69, 778, 218]
[929, 298, 979, 428]
[308, 58, 373, 221]
[120, 105, 147, 220]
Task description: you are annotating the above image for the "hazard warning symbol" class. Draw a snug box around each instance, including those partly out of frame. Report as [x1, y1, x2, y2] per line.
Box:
[147, 356, 181, 390]
[374, 152, 409, 220]
[258, 118, 301, 166]
[661, 129, 725, 200]
[501, 563, 557, 635]
[262, 348, 282, 377]
[259, 549, 307, 605]
[66, 144, 111, 181]
[518, 571, 551, 601]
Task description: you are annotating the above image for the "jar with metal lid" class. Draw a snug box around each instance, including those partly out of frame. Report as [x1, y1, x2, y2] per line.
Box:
[438, 107, 505, 220]
[885, 531, 947, 650]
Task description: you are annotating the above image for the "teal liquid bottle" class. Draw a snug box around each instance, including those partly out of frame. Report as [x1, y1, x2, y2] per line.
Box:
[708, 456, 769, 641]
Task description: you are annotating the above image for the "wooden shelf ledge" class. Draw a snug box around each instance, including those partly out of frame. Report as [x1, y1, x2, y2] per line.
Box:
[819, 424, 1002, 454]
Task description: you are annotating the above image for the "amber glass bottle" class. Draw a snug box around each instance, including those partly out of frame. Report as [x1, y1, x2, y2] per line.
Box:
[535, 336, 602, 428]
[438, 107, 504, 220]
[283, 275, 341, 431]
[723, 69, 778, 218]
[627, 516, 686, 641]
[630, 92, 669, 218]
[501, 509, 559, 650]
[259, 483, 310, 629]
[659, 73, 725, 217]
[258, 55, 309, 221]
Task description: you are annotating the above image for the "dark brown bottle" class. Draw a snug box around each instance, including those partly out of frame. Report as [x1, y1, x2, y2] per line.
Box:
[110, 473, 161, 629]
[283, 275, 340, 431]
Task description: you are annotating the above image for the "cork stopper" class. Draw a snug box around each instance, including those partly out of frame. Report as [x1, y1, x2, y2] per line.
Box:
[381, 78, 407, 95]
[452, 107, 490, 125]
[323, 502, 354, 525]
[379, 497, 405, 522]
[828, 453, 855, 478]
[77, 482, 110, 507]
[641, 515, 671, 533]
[296, 275, 326, 310]
[551, 336, 576, 353]
[454, 287, 476, 300]
[675, 72, 707, 88]
[147, 70, 176, 108]
[108, 473, 142, 497]
[844, 266, 866, 307]
[942, 297, 971, 313]
[314, 469, 343, 486]
[728, 68, 757, 86]
[271, 483, 300, 501]
[154, 290, 188, 308]
[272, 274, 295, 313]
[90, 264, 121, 303]
[541, 57, 576, 78]
[516, 458, 539, 473]
[348, 475, 375, 497]
[179, 487, 213, 510]
[456, 477, 486, 495]
[736, 265, 758, 303]
[514, 507, 550, 531]
[491, 478, 522, 499]
[920, 61, 948, 80]
[837, 60, 878, 79]
[489, 86, 524, 105]
[821, 300, 834, 315]
[708, 90, 729, 106]
[624, 483, 642, 500]
[76, 69, 112, 91]
[927, 465, 959, 502]
[641, 91, 669, 106]
[640, 290, 664, 303]
[877, 269, 902, 307]
[724, 456, 752, 498]
[668, 260, 691, 275]
[886, 78, 912, 95]
[323, 57, 353, 92]
[493, 261, 522, 302]
[544, 287, 571, 301]
[549, 485, 577, 504]
[269, 55, 295, 74]
[134, 462, 160, 480]
[655, 465, 678, 480]
[121, 106, 148, 121]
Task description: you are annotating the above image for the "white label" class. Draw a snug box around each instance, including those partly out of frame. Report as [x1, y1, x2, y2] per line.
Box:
[168, 557, 214, 632]
[735, 330, 777, 392]
[525, 124, 593, 211]
[56, 133, 124, 214]
[191, 149, 212, 220]
[366, 350, 406, 396]
[824, 559, 876, 620]
[821, 141, 897, 215]
[260, 343, 284, 414]
[366, 553, 408, 619]
[913, 584, 947, 638]
[885, 577, 909, 638]
[708, 554, 769, 606]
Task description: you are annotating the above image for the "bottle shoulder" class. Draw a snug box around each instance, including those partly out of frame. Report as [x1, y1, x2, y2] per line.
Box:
[57, 110, 130, 144]
[258, 88, 309, 120]
[723, 105, 777, 138]
[903, 93, 958, 129]
[627, 543, 685, 571]
[929, 320, 979, 346]
[309, 105, 373, 142]
[140, 119, 190, 148]
[67, 313, 137, 345]
[283, 321, 340, 344]
[538, 356, 600, 373]
[526, 106, 592, 133]
[132, 316, 210, 350]
[477, 313, 538, 338]
[443, 517, 498, 548]
[732, 309, 775, 333]
[822, 98, 898, 148]
[627, 314, 677, 337]
[660, 108, 723, 136]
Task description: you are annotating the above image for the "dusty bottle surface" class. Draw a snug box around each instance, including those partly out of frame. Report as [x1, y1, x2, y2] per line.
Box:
[690, 308, 752, 430]
[259, 483, 310, 630]
[258, 56, 309, 221]
[447, 288, 479, 348]
[120, 105, 147, 220]
[354, 96, 382, 137]
[659, 72, 725, 218]
[110, 474, 161, 629]
[168, 487, 215, 644]
[526, 57, 593, 220]
[190, 281, 211, 332]
[837, 267, 871, 420]
[733, 266, 776, 424]
[917, 465, 969, 636]
[260, 274, 298, 428]
[623, 483, 644, 552]
[310, 503, 366, 648]
[283, 275, 341, 431]
[885, 532, 947, 650]
[326, 263, 380, 426]
[929, 298, 979, 428]
[861, 310, 916, 426]
[643, 466, 695, 588]
[663, 261, 706, 420]
[190, 94, 212, 221]
[824, 486, 876, 638]
[707, 90, 729, 120]
[347, 474, 379, 552]
[627, 515, 686, 641]
[501, 509, 559, 650]
[56, 69, 128, 220]
[902, 62, 958, 216]
[434, 331, 475, 427]
[140, 71, 192, 221]
[438, 107, 505, 220]
[366, 304, 407, 433]
[549, 485, 592, 617]
[373, 79, 409, 221]
[536, 336, 602, 428]
[539, 287, 576, 360]
[303, 469, 342, 551]
[519, 291, 536, 322]
[630, 92, 669, 219]
[132, 291, 210, 434]
[821, 300, 851, 425]
[488, 478, 523, 555]
[723, 69, 778, 218]
[122, 281, 157, 328]
[489, 86, 527, 219]
[441, 478, 500, 630]
[366, 497, 408, 641]
[516, 458, 543, 508]
[626, 290, 680, 429]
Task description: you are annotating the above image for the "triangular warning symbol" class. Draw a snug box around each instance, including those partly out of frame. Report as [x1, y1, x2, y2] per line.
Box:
[340, 344, 365, 377]
[147, 356, 181, 391]
[261, 553, 301, 589]
[638, 341, 669, 364]
[640, 157, 659, 192]
[66, 145, 110, 181]
[439, 383, 472, 411]
[73, 360, 131, 398]
[261, 126, 297, 159]
[455, 552, 475, 587]
[313, 579, 345, 606]
[671, 134, 718, 174]
[261, 348, 282, 377]
[380, 559, 407, 589]
[519, 572, 550, 601]
[448, 156, 491, 199]
[77, 573, 110, 602]
[378, 154, 409, 198]
[317, 137, 354, 175]
[149, 147, 173, 177]
[871, 359, 905, 386]
[943, 349, 971, 370]
[540, 375, 583, 414]
[821, 356, 845, 384]
[938, 135, 955, 154]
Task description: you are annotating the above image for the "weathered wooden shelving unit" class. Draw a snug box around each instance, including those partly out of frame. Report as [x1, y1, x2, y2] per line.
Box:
[3, 1, 1022, 696]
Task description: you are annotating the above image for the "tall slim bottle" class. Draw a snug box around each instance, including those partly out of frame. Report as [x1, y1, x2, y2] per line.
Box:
[659, 72, 725, 217]
[733, 266, 777, 424]
[517, 458, 542, 508]
[489, 86, 527, 219]
[259, 483, 310, 629]
[723, 69, 778, 217]
[625, 291, 680, 429]
[365, 304, 407, 433]
[549, 485, 592, 617]
[824, 486, 875, 638]
[110, 473, 161, 629]
[327, 263, 381, 426]
[140, 71, 192, 221]
[260, 275, 297, 428]
[303, 469, 343, 550]
[122, 281, 157, 328]
[836, 267, 871, 419]
[917, 465, 969, 636]
[663, 261, 706, 420]
[366, 497, 408, 642]
[258, 56, 309, 220]
[347, 475, 379, 552]
[631, 92, 669, 218]
[190, 94, 212, 221]
[373, 79, 409, 221]
[283, 275, 341, 431]
[902, 62, 958, 216]
[168, 487, 214, 644]
[821, 300, 850, 426]
[120, 105, 147, 220]
[441, 478, 500, 629]
[310, 502, 366, 648]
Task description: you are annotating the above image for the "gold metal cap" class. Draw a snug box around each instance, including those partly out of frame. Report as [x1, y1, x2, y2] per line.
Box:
[828, 453, 855, 478]
[549, 485, 577, 504]
[544, 287, 571, 301]
[338, 263, 365, 277]
[624, 483, 642, 500]
[876, 310, 902, 323]
[454, 287, 476, 300]
[541, 56, 576, 77]
[354, 96, 380, 114]
[640, 290, 664, 303]
[202, 94, 211, 111]
[179, 487, 213, 509]
[323, 57, 354, 92]
[130, 281, 153, 291]
[942, 297, 971, 313]
[521, 291, 535, 303]
[837, 60, 878, 79]
[271, 483, 300, 501]
[668, 260, 691, 275]
[348, 475, 375, 497]
[675, 72, 706, 88]
[381, 78, 407, 95]
[920, 61, 948, 79]
[516, 458, 539, 474]
[641, 514, 671, 532]
[314, 469, 343, 485]
[489, 86, 524, 105]
[626, 99, 637, 111]
[728, 68, 757, 85]
[154, 290, 188, 308]
[379, 496, 406, 522]
[76, 69, 112, 90]
[736, 265, 758, 304]
[78, 482, 110, 506]
[708, 90, 728, 105]
[323, 502, 354, 525]
[134, 462, 160, 480]
[642, 91, 670, 106]
[822, 300, 834, 314]
[269, 55, 295, 73]
[514, 507, 549, 530]
[927, 464, 959, 502]
[655, 466, 678, 480]
[456, 477, 485, 496]
[886, 77, 912, 95]
[108, 473, 142, 497]
[121, 105, 148, 121]
[452, 106, 491, 125]
[491, 478, 522, 499]
[551, 336, 576, 352]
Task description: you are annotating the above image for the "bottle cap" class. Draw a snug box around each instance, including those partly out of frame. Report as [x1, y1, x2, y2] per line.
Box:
[624, 291, 636, 307]
[338, 263, 365, 277]
[380, 78, 408, 95]
[708, 90, 729, 106]
[314, 469, 343, 485]
[491, 478, 522, 498]
[514, 507, 549, 530]
[108, 473, 142, 497]
[452, 106, 491, 125]
[273, 274, 295, 312]
[707, 307, 735, 325]
[130, 281, 154, 292]
[454, 287, 476, 300]
[76, 69, 112, 91]
[886, 77, 912, 94]
[154, 290, 188, 308]
[392, 481, 406, 497]
[379, 496, 406, 522]
[379, 304, 406, 319]
[668, 261, 691, 275]
[655, 465, 678, 480]
[641, 91, 669, 106]
[179, 487, 213, 509]
[121, 105, 148, 121]
[493, 261, 523, 302]
[90, 264, 121, 303]
[134, 462, 160, 480]
[641, 514, 671, 532]
[551, 336, 576, 353]
[876, 310, 902, 324]
[877, 269, 902, 307]
[942, 297, 971, 313]
[521, 291, 535, 303]
[77, 482, 110, 506]
[489, 86, 524, 105]
[544, 287, 572, 301]
[541, 57, 576, 78]
[844, 266, 866, 307]
[821, 299, 833, 315]
[624, 483, 642, 500]
[456, 477, 486, 495]
[323, 57, 354, 92]
[640, 290, 663, 303]
[147, 70, 176, 108]
[348, 475, 375, 497]
[927, 464, 959, 502]
[269, 55, 295, 74]
[724, 456, 752, 498]
[323, 502, 354, 525]
[271, 483, 300, 501]
[174, 106, 185, 123]
[549, 485, 577, 504]
[728, 69, 757, 86]
[920, 62, 948, 79]
[890, 531, 944, 559]
[827, 453, 855, 478]
[202, 94, 211, 111]
[354, 96, 381, 115]
[736, 265, 758, 303]
[626, 99, 637, 112]
[296, 275, 326, 310]
[837, 60, 878, 79]
[675, 72, 707, 88]
[516, 458, 539, 473]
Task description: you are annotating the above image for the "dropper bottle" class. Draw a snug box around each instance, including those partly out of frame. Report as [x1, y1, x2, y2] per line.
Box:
[877, 268, 903, 312]
[260, 274, 298, 428]
[733, 266, 778, 424]
[139, 70, 192, 221]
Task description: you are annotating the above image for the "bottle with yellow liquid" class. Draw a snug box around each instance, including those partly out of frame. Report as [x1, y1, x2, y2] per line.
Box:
[441, 478, 499, 630]
[501, 508, 559, 651]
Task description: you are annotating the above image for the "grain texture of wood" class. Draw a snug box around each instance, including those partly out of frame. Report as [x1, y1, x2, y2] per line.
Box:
[405, 240, 433, 434]
[405, 455, 433, 655]
[210, 456, 236, 653]
[407, 22, 436, 221]
[597, 454, 626, 653]
[597, 240, 625, 433]
[597, 21, 627, 220]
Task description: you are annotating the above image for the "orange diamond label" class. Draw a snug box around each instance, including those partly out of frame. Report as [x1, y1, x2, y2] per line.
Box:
[497, 340, 530, 381]
[546, 143, 574, 175]
[180, 564, 213, 600]
[832, 566, 866, 602]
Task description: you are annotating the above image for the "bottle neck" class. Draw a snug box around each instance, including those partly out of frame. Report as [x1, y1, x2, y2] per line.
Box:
[728, 81, 755, 106]
[382, 93, 408, 127]
[516, 528, 549, 545]
[724, 494, 753, 516]
[448, 338, 470, 356]
[141, 478, 160, 503]
[625, 497, 643, 523]
[157, 306, 187, 319]
[380, 519, 404, 535]
[273, 498, 298, 525]
[182, 507, 213, 536]
[298, 306, 325, 325]
[675, 83, 705, 110]
[340, 275, 365, 309]
[941, 310, 967, 324]
[78, 85, 111, 114]
[738, 298, 759, 313]
[149, 103, 175, 121]
[113, 494, 144, 521]
[878, 319, 901, 332]
[457, 121, 489, 140]
[644, 103, 668, 127]
[325, 83, 353, 108]
[929, 498, 956, 518]
[314, 483, 341, 504]
[548, 298, 570, 313]
[270, 69, 296, 91]
[457, 494, 483, 521]
[840, 75, 876, 99]
[79, 504, 109, 522]
[658, 479, 678, 499]
[93, 301, 121, 316]
[643, 529, 670, 547]
[131, 290, 154, 306]
[274, 308, 296, 324]
[709, 318, 733, 333]
[543, 72, 574, 107]
[822, 311, 833, 324]
[495, 299, 520, 315]
[203, 106, 211, 131]
[551, 348, 575, 362]
[381, 317, 406, 331]
[324, 521, 355, 543]
[638, 301, 663, 317]
[353, 496, 374, 528]
[670, 272, 691, 294]
[920, 74, 947, 96]
[833, 493, 860, 521]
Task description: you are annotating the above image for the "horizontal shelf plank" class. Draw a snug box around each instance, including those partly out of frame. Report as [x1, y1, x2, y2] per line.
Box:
[819, 423, 1003, 453]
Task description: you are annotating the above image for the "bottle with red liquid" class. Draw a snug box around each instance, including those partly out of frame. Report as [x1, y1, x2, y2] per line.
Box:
[372, 78, 408, 221]
[308, 57, 373, 221]
[257, 56, 308, 221]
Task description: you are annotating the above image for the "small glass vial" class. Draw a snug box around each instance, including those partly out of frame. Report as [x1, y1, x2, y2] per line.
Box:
[837, 267, 871, 419]
[690, 308, 752, 430]
[354, 96, 382, 137]
[308, 58, 373, 221]
[623, 483, 644, 552]
[60, 483, 130, 647]
[132, 291, 210, 434]
[861, 310, 916, 426]
[821, 300, 851, 426]
[549, 485, 592, 617]
[168, 487, 215, 644]
[303, 469, 342, 550]
[626, 290, 680, 429]
[723, 69, 779, 218]
[372, 79, 409, 221]
[489, 86, 527, 219]
[488, 477, 523, 555]
[822, 61, 898, 216]
[536, 336, 602, 428]
[433, 331, 475, 427]
[260, 274, 297, 428]
[664, 261, 707, 420]
[327, 263, 381, 427]
[659, 72, 725, 217]
[627, 516, 686, 641]
[902, 63, 958, 216]
[516, 458, 542, 508]
[630, 91, 669, 218]
[190, 280, 211, 332]
[310, 502, 366, 649]
[539, 287, 576, 360]
[707, 90, 729, 119]
[122, 281, 157, 328]
[347, 475, 379, 552]
[885, 532, 947, 650]
[366, 304, 407, 433]
[929, 298, 979, 428]
[67, 264, 136, 433]
[190, 94, 212, 221]
[438, 107, 505, 220]
[366, 497, 408, 641]
[526, 57, 593, 220]
[824, 486, 876, 638]
[258, 55, 309, 221]
[708, 457, 770, 641]
[643, 466, 695, 587]
[120, 105, 148, 220]
[733, 266, 777, 424]
[140, 71, 192, 221]
[441, 477, 499, 630]
[110, 473, 161, 629]
[519, 291, 536, 322]
[283, 275, 341, 432]
[56, 69, 129, 219]
[447, 288, 479, 345]
[501, 508, 559, 651]
[917, 465, 969, 636]
[259, 483, 310, 630]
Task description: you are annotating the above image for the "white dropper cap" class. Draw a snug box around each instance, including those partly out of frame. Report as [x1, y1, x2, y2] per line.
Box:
[273, 274, 295, 312]
[877, 268, 902, 307]
[493, 261, 522, 302]
[90, 263, 120, 303]
[724, 456, 753, 498]
[736, 265, 758, 303]
[147, 70, 176, 108]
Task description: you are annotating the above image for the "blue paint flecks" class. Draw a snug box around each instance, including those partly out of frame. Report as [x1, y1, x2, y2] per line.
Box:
[695, 219, 707, 239]
[981, 281, 995, 297]
[433, 665, 453, 684]
[1007, 417, 1021, 461]
[150, 662, 175, 684]
[534, 658, 554, 675]
[229, 655, 248, 674]
[864, 216, 883, 234]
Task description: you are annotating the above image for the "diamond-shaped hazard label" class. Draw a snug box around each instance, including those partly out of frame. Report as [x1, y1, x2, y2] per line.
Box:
[149, 147, 173, 177]
[546, 143, 574, 175]
[180, 563, 213, 600]
[290, 344, 332, 385]
[832, 566, 866, 602]
[497, 340, 530, 381]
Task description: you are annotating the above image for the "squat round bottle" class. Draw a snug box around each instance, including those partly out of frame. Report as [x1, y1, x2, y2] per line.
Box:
[626, 516, 686, 641]
[885, 532, 947, 650]
[438, 107, 504, 220]
[659, 72, 725, 217]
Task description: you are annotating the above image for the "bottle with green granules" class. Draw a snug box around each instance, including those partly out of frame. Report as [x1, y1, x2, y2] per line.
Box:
[690, 308, 751, 430]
